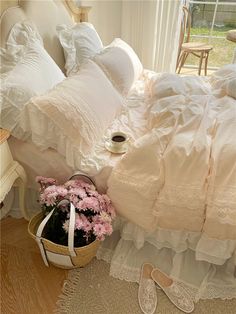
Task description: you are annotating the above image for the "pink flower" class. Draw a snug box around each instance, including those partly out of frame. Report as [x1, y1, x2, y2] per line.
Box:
[35, 176, 57, 189]
[75, 214, 84, 229]
[106, 204, 116, 219]
[77, 180, 95, 192]
[36, 176, 45, 183]
[92, 214, 101, 225]
[93, 223, 106, 238]
[45, 197, 56, 206]
[37, 175, 115, 243]
[83, 221, 92, 233]
[62, 219, 70, 233]
[97, 195, 116, 218]
[103, 222, 113, 235]
[69, 194, 79, 206]
[68, 187, 87, 199]
[64, 179, 93, 191]
[64, 180, 75, 187]
[40, 185, 58, 206]
[88, 190, 99, 197]
[99, 212, 112, 223]
[75, 214, 92, 232]
[77, 197, 100, 212]
[55, 186, 68, 198]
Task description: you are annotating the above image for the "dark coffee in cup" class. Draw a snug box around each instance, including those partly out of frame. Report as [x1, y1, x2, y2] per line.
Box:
[112, 135, 126, 142]
[110, 132, 129, 149]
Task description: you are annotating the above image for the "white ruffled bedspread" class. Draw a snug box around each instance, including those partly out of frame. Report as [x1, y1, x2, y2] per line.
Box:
[107, 71, 236, 268]
[96, 71, 236, 301]
[15, 68, 236, 269]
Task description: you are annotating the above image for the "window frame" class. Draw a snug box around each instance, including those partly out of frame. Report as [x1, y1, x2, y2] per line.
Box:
[186, 0, 236, 69]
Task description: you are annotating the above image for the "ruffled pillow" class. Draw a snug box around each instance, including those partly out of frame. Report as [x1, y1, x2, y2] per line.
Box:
[57, 22, 103, 76]
[18, 60, 124, 169]
[93, 38, 143, 96]
[0, 21, 65, 134]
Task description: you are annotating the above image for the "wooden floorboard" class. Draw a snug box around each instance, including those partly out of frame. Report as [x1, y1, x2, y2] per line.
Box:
[0, 217, 67, 314]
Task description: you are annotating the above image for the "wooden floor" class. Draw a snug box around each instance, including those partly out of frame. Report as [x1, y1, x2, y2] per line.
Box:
[0, 217, 68, 314]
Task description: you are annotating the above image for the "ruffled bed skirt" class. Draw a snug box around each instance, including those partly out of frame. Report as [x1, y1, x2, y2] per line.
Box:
[96, 217, 236, 301]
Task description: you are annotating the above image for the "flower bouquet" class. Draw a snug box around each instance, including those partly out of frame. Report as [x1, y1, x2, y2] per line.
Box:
[28, 175, 116, 268]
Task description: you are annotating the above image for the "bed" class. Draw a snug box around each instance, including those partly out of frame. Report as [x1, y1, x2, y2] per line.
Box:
[1, 0, 236, 302]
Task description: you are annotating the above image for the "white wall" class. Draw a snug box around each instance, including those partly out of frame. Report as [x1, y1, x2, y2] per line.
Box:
[82, 0, 122, 45]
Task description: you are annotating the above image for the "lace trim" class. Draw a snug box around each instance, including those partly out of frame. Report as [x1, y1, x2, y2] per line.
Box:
[97, 247, 236, 301]
[109, 170, 161, 199]
[157, 184, 206, 210]
[208, 185, 236, 206]
[34, 92, 99, 147]
[207, 205, 236, 225]
[110, 176, 236, 226]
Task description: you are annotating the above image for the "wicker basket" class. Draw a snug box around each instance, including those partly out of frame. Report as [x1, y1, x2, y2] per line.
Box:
[28, 211, 100, 269]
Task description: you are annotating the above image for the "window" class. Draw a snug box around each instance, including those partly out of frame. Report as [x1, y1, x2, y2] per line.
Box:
[186, 0, 236, 69]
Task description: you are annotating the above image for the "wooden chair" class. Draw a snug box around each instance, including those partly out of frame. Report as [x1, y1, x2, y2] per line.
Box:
[176, 6, 213, 76]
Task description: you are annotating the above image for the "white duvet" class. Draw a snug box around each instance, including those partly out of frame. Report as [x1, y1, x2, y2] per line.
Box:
[15, 65, 236, 264]
[107, 71, 236, 246]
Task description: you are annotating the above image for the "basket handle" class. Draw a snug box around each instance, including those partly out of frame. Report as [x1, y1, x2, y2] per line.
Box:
[36, 208, 55, 266]
[69, 170, 95, 187]
[36, 200, 76, 266]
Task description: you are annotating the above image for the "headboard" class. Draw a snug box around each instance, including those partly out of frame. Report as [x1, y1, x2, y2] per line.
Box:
[0, 0, 87, 72]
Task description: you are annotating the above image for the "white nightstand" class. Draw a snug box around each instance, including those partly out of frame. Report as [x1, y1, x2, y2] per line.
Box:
[0, 129, 29, 220]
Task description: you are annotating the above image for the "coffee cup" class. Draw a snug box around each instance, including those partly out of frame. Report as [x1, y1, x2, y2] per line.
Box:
[110, 132, 129, 148]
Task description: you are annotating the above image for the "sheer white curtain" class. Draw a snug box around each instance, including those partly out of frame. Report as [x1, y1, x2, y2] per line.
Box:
[121, 0, 183, 72]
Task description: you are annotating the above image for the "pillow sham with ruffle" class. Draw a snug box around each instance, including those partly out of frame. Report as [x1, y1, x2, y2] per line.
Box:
[93, 38, 143, 96]
[57, 22, 103, 76]
[0, 21, 65, 135]
[18, 60, 124, 169]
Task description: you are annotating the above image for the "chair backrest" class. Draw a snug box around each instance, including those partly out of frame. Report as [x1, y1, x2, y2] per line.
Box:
[176, 5, 191, 66]
[180, 6, 191, 46]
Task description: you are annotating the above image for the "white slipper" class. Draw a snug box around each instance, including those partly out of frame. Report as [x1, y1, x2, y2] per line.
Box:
[151, 268, 194, 313]
[138, 263, 157, 314]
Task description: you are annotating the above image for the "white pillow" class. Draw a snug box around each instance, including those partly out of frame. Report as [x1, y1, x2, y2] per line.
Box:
[210, 64, 236, 90]
[19, 60, 124, 168]
[0, 21, 65, 135]
[93, 38, 143, 96]
[148, 73, 211, 100]
[226, 78, 236, 99]
[57, 22, 103, 76]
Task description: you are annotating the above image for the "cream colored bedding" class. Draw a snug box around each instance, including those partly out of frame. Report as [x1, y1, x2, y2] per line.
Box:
[8, 68, 236, 275]
[107, 71, 236, 265]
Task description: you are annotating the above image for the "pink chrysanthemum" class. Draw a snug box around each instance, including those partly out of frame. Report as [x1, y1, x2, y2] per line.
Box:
[93, 223, 106, 238]
[37, 175, 116, 244]
[62, 220, 70, 233]
[77, 197, 100, 212]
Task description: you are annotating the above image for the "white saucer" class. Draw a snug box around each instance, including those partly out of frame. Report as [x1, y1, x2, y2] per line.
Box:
[105, 141, 128, 154]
